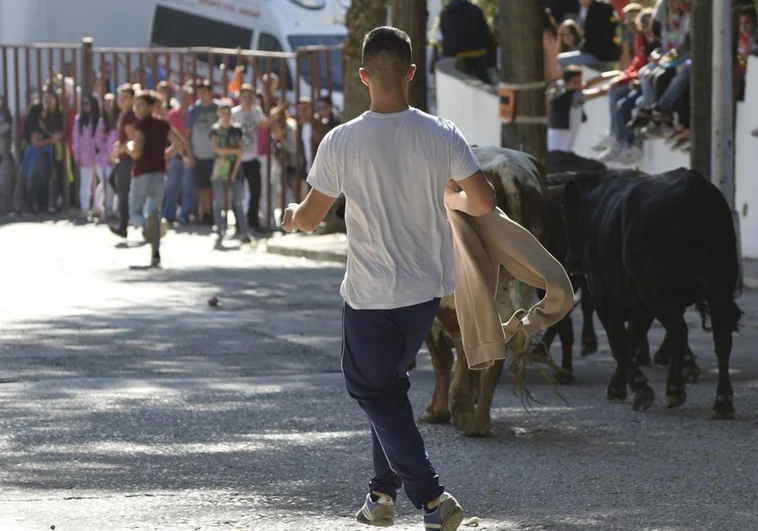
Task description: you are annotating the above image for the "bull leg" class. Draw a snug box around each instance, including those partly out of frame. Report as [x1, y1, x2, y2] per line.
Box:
[419, 327, 453, 424]
[554, 316, 576, 384]
[628, 312, 654, 367]
[464, 360, 504, 437]
[709, 300, 741, 419]
[653, 330, 701, 383]
[449, 335, 477, 432]
[579, 283, 599, 356]
[596, 300, 655, 411]
[654, 309, 688, 409]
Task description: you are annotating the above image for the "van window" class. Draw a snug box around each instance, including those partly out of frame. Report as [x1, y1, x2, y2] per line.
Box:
[258, 33, 294, 90]
[150, 5, 252, 69]
[288, 35, 344, 92]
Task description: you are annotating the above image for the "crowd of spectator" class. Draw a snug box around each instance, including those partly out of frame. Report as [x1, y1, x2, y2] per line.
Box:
[435, 0, 758, 165]
[0, 65, 341, 244]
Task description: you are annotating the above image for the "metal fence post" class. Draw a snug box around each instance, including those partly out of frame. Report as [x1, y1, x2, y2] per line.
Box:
[81, 37, 94, 97]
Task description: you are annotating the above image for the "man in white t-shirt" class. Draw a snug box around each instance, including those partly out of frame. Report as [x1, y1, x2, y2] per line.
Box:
[232, 84, 271, 232]
[281, 26, 495, 531]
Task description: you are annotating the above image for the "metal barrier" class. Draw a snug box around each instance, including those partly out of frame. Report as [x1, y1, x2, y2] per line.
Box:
[0, 38, 343, 226]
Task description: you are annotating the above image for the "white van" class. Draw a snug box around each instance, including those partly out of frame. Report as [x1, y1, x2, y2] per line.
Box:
[149, 0, 348, 109]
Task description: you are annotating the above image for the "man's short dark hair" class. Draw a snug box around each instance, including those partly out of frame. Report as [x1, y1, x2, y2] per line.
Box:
[196, 78, 212, 91]
[118, 83, 135, 97]
[361, 26, 412, 86]
[562, 65, 583, 83]
[135, 90, 157, 106]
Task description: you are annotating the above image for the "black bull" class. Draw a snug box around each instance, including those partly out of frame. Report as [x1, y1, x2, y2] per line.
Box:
[547, 167, 743, 418]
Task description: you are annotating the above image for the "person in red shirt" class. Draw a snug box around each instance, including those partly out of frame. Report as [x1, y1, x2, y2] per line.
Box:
[125, 90, 187, 267]
[162, 84, 195, 224]
[108, 84, 138, 237]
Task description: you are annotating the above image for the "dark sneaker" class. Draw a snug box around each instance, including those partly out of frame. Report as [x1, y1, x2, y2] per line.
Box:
[150, 252, 161, 268]
[355, 493, 395, 527]
[424, 492, 464, 531]
[109, 225, 127, 238]
[240, 235, 252, 245]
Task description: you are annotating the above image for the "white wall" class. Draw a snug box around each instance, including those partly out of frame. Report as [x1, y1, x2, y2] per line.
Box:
[435, 56, 758, 257]
[435, 67, 500, 147]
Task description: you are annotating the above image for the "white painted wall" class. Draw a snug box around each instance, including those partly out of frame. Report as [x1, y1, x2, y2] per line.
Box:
[435, 56, 758, 257]
[435, 68, 500, 147]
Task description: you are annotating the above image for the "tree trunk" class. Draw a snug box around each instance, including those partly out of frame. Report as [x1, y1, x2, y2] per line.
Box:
[343, 0, 388, 122]
[391, 0, 429, 112]
[499, 0, 547, 166]
[690, 0, 712, 176]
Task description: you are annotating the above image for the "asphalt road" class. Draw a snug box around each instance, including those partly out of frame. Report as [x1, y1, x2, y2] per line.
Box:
[1, 220, 758, 531]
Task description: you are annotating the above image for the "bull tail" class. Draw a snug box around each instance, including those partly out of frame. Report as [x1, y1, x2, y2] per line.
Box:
[686, 171, 744, 333]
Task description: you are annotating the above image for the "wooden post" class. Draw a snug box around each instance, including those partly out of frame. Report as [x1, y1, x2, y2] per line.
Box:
[81, 37, 94, 97]
[499, 0, 547, 166]
[690, 0, 712, 177]
[342, 0, 387, 122]
[391, 0, 429, 112]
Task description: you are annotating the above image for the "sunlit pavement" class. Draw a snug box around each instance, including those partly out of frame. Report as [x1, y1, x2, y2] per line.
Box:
[2, 220, 758, 531]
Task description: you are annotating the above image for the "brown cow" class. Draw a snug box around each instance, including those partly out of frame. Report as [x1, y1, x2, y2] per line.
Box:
[420, 146, 552, 437]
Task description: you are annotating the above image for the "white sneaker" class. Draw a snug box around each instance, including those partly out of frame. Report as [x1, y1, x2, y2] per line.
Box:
[618, 146, 643, 164]
[598, 145, 623, 162]
[591, 133, 612, 152]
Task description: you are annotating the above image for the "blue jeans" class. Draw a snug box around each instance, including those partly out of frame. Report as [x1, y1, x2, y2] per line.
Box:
[616, 88, 640, 145]
[162, 157, 194, 223]
[608, 85, 631, 139]
[657, 63, 691, 112]
[129, 171, 166, 254]
[211, 178, 249, 235]
[342, 298, 444, 509]
[558, 51, 599, 68]
[638, 63, 657, 107]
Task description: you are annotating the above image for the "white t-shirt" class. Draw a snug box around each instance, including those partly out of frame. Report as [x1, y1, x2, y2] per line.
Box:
[307, 107, 481, 310]
[232, 105, 265, 162]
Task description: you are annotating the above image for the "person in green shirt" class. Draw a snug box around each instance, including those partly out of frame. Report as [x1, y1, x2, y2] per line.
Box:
[209, 101, 248, 246]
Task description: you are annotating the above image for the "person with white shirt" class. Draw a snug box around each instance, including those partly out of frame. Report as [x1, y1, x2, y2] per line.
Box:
[232, 84, 275, 232]
[281, 26, 496, 531]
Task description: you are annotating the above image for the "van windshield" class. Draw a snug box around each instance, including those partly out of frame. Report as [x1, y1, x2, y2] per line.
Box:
[288, 35, 345, 92]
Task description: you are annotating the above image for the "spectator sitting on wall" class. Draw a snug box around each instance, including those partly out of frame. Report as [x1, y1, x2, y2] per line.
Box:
[558, 19, 584, 53]
[548, 67, 589, 152]
[438, 0, 496, 84]
[558, 0, 622, 68]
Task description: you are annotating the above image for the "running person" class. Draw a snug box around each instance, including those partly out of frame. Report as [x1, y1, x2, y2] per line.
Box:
[281, 26, 496, 531]
[126, 91, 187, 267]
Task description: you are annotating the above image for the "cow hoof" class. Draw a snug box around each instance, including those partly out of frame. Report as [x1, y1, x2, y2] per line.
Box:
[683, 356, 701, 383]
[710, 395, 735, 420]
[418, 410, 451, 424]
[450, 402, 475, 432]
[463, 421, 491, 438]
[580, 340, 598, 357]
[606, 385, 628, 402]
[632, 387, 656, 411]
[666, 387, 687, 409]
[653, 351, 670, 367]
[555, 370, 575, 385]
[683, 364, 701, 384]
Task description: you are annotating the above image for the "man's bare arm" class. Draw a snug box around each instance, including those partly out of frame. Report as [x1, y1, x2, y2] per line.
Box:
[445, 170, 496, 217]
[282, 188, 338, 233]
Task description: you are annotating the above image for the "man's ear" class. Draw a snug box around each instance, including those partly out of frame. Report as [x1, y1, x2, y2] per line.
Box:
[359, 67, 370, 88]
[407, 64, 417, 82]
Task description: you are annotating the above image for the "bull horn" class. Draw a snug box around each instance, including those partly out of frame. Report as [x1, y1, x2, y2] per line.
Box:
[547, 184, 566, 200]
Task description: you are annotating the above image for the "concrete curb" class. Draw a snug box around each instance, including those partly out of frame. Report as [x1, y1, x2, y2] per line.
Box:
[263, 242, 347, 264]
[263, 237, 758, 292]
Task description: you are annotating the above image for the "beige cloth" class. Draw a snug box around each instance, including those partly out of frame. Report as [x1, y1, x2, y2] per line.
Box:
[448, 205, 574, 370]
